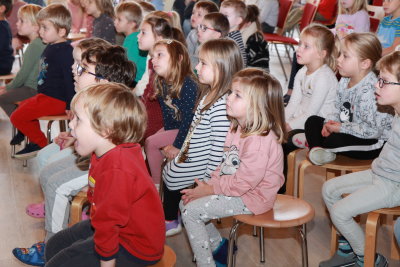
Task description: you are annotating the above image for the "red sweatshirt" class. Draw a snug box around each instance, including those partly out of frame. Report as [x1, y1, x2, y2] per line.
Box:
[87, 143, 165, 261]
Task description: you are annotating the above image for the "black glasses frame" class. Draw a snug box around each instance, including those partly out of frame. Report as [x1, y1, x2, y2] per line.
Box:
[378, 77, 400, 88]
[76, 64, 104, 79]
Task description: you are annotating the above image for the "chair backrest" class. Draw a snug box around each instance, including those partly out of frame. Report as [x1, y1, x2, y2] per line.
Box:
[370, 17, 380, 32]
[367, 4, 385, 20]
[299, 0, 319, 32]
[277, 0, 294, 29]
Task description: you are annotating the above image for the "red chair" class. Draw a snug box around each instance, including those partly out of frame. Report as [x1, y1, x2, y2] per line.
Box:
[264, 0, 319, 80]
[367, 4, 385, 32]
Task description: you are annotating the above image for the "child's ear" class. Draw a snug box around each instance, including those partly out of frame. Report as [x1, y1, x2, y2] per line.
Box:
[360, 58, 372, 70]
[58, 28, 67, 38]
[320, 50, 327, 60]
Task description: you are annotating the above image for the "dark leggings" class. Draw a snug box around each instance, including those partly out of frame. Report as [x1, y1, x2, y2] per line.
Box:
[305, 116, 383, 159]
[163, 185, 187, 221]
[45, 220, 156, 267]
[288, 52, 303, 90]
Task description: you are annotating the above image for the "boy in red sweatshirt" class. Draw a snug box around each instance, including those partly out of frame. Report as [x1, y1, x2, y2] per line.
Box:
[44, 83, 165, 267]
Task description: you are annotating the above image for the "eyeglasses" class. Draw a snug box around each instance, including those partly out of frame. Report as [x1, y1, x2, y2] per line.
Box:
[76, 63, 104, 79]
[377, 77, 400, 88]
[198, 24, 220, 33]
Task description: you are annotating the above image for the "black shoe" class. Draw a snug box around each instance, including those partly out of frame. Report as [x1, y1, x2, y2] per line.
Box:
[10, 131, 25, 145]
[283, 94, 291, 107]
[14, 143, 41, 159]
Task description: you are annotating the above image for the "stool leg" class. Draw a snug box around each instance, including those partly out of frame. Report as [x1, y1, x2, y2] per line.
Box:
[298, 160, 312, 199]
[11, 125, 17, 158]
[59, 120, 67, 132]
[47, 120, 54, 143]
[259, 227, 265, 263]
[228, 221, 241, 267]
[286, 149, 299, 196]
[299, 224, 309, 267]
[365, 212, 381, 267]
[253, 226, 257, 236]
[330, 225, 339, 256]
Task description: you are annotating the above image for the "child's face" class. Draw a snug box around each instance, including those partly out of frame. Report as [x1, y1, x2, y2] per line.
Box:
[375, 70, 400, 110]
[227, 81, 247, 126]
[73, 56, 100, 92]
[152, 44, 171, 79]
[39, 20, 66, 44]
[69, 97, 110, 157]
[340, 0, 355, 10]
[84, 0, 100, 17]
[114, 12, 136, 35]
[197, 19, 221, 43]
[337, 43, 364, 78]
[191, 7, 206, 28]
[138, 22, 156, 51]
[296, 35, 324, 67]
[195, 53, 215, 86]
[219, 6, 242, 31]
[383, 0, 400, 16]
[16, 16, 39, 37]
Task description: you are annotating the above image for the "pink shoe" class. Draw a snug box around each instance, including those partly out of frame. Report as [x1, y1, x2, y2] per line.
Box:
[26, 202, 45, 218]
[81, 206, 90, 221]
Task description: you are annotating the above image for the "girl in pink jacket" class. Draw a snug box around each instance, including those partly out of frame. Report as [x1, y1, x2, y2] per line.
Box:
[180, 68, 287, 267]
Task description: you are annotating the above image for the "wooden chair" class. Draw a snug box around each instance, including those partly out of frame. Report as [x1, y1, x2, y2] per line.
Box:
[38, 114, 69, 143]
[227, 194, 315, 267]
[297, 155, 373, 199]
[0, 73, 16, 85]
[69, 190, 89, 226]
[149, 245, 177, 267]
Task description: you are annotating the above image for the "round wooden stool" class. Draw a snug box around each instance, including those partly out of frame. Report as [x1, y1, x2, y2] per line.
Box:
[227, 194, 315, 267]
[150, 245, 176, 267]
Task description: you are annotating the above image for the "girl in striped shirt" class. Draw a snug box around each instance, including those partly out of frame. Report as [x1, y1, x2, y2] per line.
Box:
[163, 39, 244, 236]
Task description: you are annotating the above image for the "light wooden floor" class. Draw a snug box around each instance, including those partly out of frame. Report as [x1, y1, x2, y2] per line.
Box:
[0, 48, 396, 267]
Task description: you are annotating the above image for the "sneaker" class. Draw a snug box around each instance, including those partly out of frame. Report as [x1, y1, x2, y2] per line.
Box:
[165, 219, 182, 236]
[308, 147, 336, 166]
[212, 238, 238, 267]
[10, 131, 25, 145]
[354, 253, 388, 267]
[292, 133, 308, 148]
[319, 251, 357, 267]
[14, 143, 41, 159]
[12, 242, 45, 267]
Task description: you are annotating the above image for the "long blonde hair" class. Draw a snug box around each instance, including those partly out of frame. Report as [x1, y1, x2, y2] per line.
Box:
[339, 0, 367, 15]
[197, 39, 244, 113]
[231, 68, 286, 143]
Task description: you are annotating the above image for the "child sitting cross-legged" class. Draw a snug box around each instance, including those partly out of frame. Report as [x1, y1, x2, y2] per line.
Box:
[180, 68, 286, 267]
[319, 51, 400, 267]
[44, 83, 165, 266]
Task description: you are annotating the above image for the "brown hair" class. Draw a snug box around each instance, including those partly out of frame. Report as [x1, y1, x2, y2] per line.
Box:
[91, 0, 114, 18]
[203, 12, 230, 37]
[377, 51, 400, 83]
[194, 0, 219, 13]
[18, 4, 42, 26]
[240, 4, 260, 31]
[220, 0, 247, 19]
[71, 83, 147, 144]
[231, 68, 286, 142]
[115, 1, 142, 27]
[342, 32, 382, 72]
[197, 38, 244, 112]
[142, 16, 173, 39]
[149, 10, 181, 30]
[301, 23, 338, 70]
[37, 3, 72, 35]
[137, 1, 156, 15]
[76, 37, 111, 52]
[339, 0, 367, 15]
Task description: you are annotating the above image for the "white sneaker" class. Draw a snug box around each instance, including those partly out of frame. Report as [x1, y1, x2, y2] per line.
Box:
[165, 219, 182, 237]
[308, 147, 336, 165]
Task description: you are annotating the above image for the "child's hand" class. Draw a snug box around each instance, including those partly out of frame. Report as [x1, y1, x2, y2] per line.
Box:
[54, 131, 76, 149]
[181, 179, 214, 205]
[162, 145, 180, 160]
[0, 86, 6, 95]
[325, 121, 341, 133]
[286, 123, 292, 132]
[65, 110, 73, 120]
[321, 123, 331, 137]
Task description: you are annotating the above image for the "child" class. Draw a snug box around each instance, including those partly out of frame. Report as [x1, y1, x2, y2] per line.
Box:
[10, 4, 75, 158]
[377, 0, 400, 55]
[68, 0, 85, 33]
[284, 24, 338, 156]
[305, 33, 394, 166]
[245, 0, 278, 34]
[239, 4, 270, 70]
[145, 39, 198, 185]
[162, 39, 244, 236]
[0, 0, 14, 75]
[45, 83, 165, 266]
[0, 4, 46, 118]
[13, 44, 138, 267]
[180, 68, 286, 267]
[83, 0, 116, 43]
[220, 0, 247, 65]
[186, 0, 218, 67]
[115, 1, 147, 82]
[333, 0, 370, 39]
[318, 51, 400, 267]
[137, 16, 173, 139]
[197, 12, 230, 44]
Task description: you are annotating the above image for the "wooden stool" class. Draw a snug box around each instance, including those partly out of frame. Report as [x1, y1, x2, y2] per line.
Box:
[69, 190, 89, 226]
[227, 194, 315, 267]
[297, 155, 373, 198]
[149, 245, 176, 267]
[0, 73, 16, 85]
[38, 114, 69, 143]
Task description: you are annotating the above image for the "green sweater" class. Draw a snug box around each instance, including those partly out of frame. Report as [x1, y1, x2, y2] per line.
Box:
[6, 37, 46, 91]
[123, 31, 147, 82]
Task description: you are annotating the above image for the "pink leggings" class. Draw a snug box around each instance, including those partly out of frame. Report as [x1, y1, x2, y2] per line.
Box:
[144, 128, 178, 184]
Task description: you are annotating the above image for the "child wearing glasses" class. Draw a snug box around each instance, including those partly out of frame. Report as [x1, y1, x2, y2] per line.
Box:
[319, 51, 400, 267]
[304, 33, 393, 166]
[10, 4, 75, 158]
[197, 12, 229, 44]
[186, 0, 218, 67]
[12, 43, 137, 267]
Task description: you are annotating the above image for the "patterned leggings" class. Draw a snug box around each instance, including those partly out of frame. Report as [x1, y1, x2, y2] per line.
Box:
[180, 195, 251, 267]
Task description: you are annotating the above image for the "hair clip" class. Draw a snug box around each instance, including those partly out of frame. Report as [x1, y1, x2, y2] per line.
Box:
[167, 11, 173, 17]
[166, 39, 173, 44]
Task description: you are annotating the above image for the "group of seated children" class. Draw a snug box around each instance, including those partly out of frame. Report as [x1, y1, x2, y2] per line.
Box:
[1, 0, 400, 266]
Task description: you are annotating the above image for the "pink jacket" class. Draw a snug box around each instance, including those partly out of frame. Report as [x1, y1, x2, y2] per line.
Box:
[207, 128, 284, 215]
